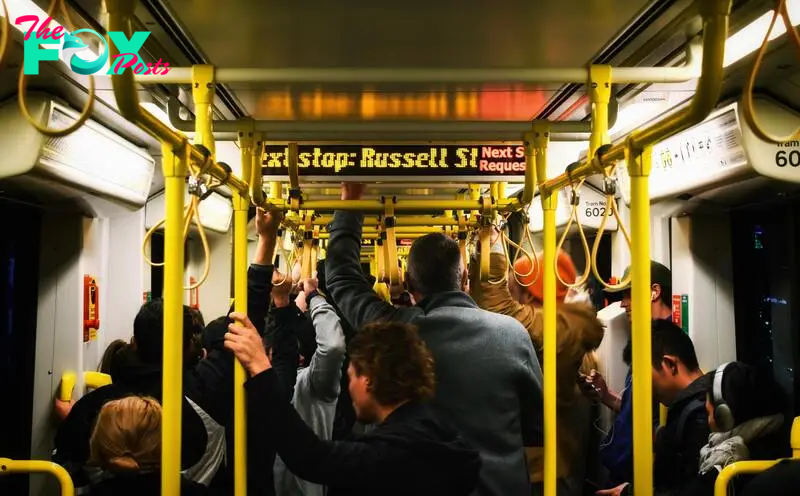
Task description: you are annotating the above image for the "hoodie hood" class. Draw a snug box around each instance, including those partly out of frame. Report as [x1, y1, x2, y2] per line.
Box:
[368, 402, 481, 495]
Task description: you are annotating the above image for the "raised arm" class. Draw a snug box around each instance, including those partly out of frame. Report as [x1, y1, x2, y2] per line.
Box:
[325, 183, 398, 328]
[269, 274, 301, 400]
[225, 313, 393, 489]
[469, 247, 541, 347]
[306, 284, 347, 401]
[248, 208, 283, 335]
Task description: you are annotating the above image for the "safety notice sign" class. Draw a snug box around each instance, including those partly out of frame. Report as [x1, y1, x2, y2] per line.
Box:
[672, 294, 689, 334]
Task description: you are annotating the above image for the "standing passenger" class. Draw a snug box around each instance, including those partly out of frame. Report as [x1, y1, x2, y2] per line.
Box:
[325, 183, 544, 496]
[226, 314, 482, 496]
[469, 233, 605, 496]
[580, 261, 672, 487]
[88, 396, 208, 496]
[273, 275, 347, 496]
[598, 320, 710, 496]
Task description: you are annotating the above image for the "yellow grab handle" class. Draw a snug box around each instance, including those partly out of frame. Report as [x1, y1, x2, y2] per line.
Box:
[59, 372, 76, 402]
[84, 371, 112, 390]
[0, 458, 74, 496]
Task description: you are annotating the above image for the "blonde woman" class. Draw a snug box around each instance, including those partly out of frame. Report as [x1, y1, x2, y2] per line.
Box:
[88, 396, 208, 496]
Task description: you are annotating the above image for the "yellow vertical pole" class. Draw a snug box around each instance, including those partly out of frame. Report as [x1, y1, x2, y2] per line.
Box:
[192, 65, 216, 156]
[231, 134, 254, 496]
[532, 122, 556, 496]
[588, 65, 612, 158]
[161, 142, 186, 496]
[628, 142, 653, 496]
[489, 182, 499, 202]
[301, 213, 314, 279]
[269, 181, 282, 200]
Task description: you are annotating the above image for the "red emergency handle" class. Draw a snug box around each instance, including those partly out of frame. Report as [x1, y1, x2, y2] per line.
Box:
[83, 276, 100, 341]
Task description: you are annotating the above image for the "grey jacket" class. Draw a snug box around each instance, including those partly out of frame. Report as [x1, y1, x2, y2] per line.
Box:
[275, 295, 347, 496]
[325, 211, 544, 496]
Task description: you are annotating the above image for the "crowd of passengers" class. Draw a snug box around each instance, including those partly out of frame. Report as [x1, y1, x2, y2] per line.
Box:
[51, 183, 800, 496]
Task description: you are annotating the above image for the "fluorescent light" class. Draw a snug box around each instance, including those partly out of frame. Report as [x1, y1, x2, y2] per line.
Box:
[197, 192, 233, 233]
[139, 102, 178, 131]
[724, 1, 800, 68]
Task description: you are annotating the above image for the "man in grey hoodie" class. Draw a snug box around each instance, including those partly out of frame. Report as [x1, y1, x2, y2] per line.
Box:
[325, 183, 544, 496]
[273, 274, 347, 496]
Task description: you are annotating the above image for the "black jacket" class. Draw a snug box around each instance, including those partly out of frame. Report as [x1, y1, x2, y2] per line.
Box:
[325, 211, 543, 496]
[741, 459, 800, 496]
[245, 368, 482, 496]
[653, 375, 710, 494]
[184, 263, 298, 496]
[53, 354, 208, 489]
[89, 472, 209, 496]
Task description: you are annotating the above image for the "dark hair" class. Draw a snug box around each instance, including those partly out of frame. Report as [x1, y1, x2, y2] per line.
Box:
[348, 322, 435, 406]
[132, 299, 198, 364]
[202, 316, 231, 353]
[188, 307, 205, 330]
[657, 283, 672, 308]
[98, 340, 128, 374]
[407, 233, 463, 296]
[651, 319, 700, 372]
[709, 362, 787, 426]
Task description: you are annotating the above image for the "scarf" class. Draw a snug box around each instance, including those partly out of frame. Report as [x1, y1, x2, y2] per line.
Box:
[698, 414, 784, 475]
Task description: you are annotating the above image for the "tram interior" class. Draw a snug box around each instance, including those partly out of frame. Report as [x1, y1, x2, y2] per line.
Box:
[1, 0, 800, 495]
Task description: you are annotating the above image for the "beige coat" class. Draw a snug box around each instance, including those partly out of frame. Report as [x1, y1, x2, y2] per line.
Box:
[470, 252, 605, 483]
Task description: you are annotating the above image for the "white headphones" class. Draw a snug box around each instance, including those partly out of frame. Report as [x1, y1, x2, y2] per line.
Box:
[712, 362, 735, 431]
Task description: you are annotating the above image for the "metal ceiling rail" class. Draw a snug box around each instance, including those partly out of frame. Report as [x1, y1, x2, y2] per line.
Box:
[540, 0, 728, 195]
[135, 38, 700, 85]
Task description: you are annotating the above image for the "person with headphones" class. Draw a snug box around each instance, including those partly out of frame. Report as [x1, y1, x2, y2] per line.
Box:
[679, 361, 789, 496]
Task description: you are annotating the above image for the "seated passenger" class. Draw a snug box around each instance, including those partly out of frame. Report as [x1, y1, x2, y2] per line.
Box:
[326, 183, 543, 496]
[273, 275, 347, 496]
[53, 301, 219, 490]
[469, 232, 605, 495]
[225, 313, 482, 496]
[740, 459, 800, 496]
[599, 320, 709, 496]
[679, 362, 788, 496]
[88, 396, 208, 496]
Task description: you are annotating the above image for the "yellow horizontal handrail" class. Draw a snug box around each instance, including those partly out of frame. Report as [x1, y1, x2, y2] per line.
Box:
[714, 460, 780, 496]
[59, 371, 112, 401]
[0, 458, 74, 496]
[269, 198, 517, 213]
[133, 53, 700, 85]
[287, 215, 470, 227]
[540, 0, 731, 195]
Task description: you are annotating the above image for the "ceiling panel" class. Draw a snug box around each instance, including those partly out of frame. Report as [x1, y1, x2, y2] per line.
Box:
[162, 0, 653, 120]
[166, 0, 652, 69]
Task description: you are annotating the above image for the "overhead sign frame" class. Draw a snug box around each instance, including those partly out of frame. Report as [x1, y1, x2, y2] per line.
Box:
[261, 144, 528, 182]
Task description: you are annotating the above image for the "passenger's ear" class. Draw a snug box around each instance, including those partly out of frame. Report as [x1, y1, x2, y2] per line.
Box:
[651, 283, 662, 302]
[663, 355, 679, 376]
[460, 267, 468, 291]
